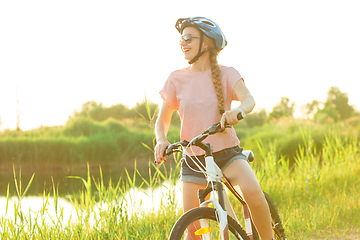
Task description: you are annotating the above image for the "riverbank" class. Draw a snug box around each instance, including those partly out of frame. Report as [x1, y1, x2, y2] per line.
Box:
[1, 125, 359, 239]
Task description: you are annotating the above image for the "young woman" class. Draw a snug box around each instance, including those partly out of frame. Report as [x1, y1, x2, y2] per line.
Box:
[154, 17, 274, 240]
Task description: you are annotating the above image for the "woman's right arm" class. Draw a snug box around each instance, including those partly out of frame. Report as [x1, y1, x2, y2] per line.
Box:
[154, 101, 175, 164]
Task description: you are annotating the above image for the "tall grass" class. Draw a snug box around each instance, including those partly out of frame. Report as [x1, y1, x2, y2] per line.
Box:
[1, 160, 181, 239]
[235, 118, 360, 167]
[1, 122, 359, 239]
[0, 118, 156, 170]
[250, 128, 360, 239]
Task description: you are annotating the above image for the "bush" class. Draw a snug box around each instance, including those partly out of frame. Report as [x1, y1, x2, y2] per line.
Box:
[63, 118, 110, 137]
[0, 118, 154, 169]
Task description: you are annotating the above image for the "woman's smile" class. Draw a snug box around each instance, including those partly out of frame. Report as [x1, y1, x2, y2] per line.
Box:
[182, 47, 191, 54]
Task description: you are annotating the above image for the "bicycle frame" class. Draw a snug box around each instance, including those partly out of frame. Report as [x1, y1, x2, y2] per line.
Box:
[195, 153, 255, 240]
[166, 119, 286, 240]
[164, 118, 259, 239]
[197, 155, 229, 240]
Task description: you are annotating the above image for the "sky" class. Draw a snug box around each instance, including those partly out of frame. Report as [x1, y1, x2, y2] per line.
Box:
[1, 0, 359, 131]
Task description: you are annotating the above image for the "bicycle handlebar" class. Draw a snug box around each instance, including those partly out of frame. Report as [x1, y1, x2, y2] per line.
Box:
[164, 112, 245, 157]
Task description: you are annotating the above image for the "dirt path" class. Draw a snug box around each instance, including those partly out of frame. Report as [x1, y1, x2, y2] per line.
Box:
[309, 233, 360, 240]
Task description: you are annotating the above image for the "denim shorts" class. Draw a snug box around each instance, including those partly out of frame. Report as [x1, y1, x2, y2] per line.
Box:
[180, 145, 248, 186]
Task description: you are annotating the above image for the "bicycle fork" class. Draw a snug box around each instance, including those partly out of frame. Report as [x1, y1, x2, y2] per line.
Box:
[198, 182, 230, 240]
[198, 185, 256, 240]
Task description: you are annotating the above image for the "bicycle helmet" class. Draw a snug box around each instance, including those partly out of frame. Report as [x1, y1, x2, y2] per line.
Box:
[175, 17, 227, 64]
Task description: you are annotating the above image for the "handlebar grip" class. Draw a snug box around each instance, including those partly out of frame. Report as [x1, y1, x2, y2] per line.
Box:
[163, 146, 171, 157]
[163, 144, 178, 156]
[237, 111, 246, 120]
[163, 140, 189, 157]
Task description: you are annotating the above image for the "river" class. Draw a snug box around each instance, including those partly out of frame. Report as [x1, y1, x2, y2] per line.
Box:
[0, 179, 183, 226]
[0, 161, 159, 197]
[0, 161, 182, 226]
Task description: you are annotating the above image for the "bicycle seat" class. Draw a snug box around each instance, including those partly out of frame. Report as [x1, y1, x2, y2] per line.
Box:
[242, 150, 254, 162]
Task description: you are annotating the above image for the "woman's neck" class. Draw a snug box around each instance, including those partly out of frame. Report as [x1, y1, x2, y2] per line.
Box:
[188, 55, 211, 72]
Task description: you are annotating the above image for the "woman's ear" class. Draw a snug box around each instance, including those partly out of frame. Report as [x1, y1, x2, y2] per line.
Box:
[202, 42, 208, 51]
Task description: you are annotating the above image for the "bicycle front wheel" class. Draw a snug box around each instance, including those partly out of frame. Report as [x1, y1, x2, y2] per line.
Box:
[169, 207, 248, 240]
[264, 192, 287, 240]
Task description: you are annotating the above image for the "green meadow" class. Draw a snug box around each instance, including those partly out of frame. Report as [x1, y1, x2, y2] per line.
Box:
[0, 117, 359, 239]
[1, 87, 360, 239]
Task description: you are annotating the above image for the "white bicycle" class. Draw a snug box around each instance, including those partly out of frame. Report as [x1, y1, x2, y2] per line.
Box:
[165, 114, 286, 240]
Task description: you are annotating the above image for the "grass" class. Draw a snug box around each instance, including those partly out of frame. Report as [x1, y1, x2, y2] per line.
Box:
[1, 120, 360, 239]
[0, 118, 156, 170]
[0, 159, 182, 239]
[251, 129, 360, 239]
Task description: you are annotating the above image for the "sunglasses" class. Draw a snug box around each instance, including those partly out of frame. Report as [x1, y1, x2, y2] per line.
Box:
[179, 34, 200, 44]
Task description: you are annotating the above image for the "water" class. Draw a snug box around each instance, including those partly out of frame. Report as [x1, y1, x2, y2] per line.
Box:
[0, 161, 182, 230]
[0, 196, 77, 224]
[0, 164, 144, 197]
[0, 180, 183, 227]
[118, 180, 182, 215]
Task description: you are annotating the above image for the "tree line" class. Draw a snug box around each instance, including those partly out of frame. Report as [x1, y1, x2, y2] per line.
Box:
[69, 86, 358, 128]
[69, 100, 159, 123]
[241, 86, 358, 128]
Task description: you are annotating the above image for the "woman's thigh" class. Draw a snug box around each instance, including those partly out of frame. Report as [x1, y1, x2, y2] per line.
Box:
[223, 159, 263, 201]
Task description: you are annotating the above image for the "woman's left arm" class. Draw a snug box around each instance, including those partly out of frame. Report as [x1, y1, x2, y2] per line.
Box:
[220, 79, 255, 128]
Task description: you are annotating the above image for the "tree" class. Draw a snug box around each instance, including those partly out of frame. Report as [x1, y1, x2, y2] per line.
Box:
[107, 104, 132, 119]
[71, 101, 110, 121]
[245, 108, 267, 127]
[325, 86, 354, 120]
[314, 86, 355, 122]
[69, 100, 159, 123]
[16, 86, 21, 131]
[73, 101, 100, 118]
[302, 100, 322, 119]
[269, 97, 295, 119]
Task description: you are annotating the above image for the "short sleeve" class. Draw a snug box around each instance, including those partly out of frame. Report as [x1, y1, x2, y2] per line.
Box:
[226, 67, 243, 101]
[159, 75, 179, 110]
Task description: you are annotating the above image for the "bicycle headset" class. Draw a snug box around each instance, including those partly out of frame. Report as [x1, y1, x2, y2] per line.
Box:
[175, 17, 227, 64]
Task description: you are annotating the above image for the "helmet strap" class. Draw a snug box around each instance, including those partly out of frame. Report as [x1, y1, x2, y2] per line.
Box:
[188, 33, 214, 64]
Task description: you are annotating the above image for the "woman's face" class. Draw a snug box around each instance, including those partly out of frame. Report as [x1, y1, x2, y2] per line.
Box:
[179, 27, 205, 61]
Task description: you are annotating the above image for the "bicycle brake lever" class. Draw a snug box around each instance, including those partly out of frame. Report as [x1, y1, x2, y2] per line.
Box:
[206, 122, 231, 135]
[206, 123, 222, 135]
[164, 141, 189, 156]
[164, 144, 177, 156]
[226, 123, 232, 127]
[220, 122, 232, 132]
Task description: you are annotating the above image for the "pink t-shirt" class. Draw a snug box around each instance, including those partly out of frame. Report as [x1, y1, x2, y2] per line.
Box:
[160, 66, 243, 155]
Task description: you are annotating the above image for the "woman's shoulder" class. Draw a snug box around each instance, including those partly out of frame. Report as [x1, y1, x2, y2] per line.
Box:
[219, 65, 242, 79]
[219, 65, 238, 73]
[169, 67, 189, 75]
[168, 67, 205, 82]
[166, 68, 187, 81]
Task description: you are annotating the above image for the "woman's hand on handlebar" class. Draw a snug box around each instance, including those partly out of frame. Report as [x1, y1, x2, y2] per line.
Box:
[220, 109, 245, 129]
[154, 140, 170, 164]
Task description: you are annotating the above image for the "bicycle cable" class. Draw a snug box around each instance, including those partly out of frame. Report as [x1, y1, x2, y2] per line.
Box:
[182, 142, 207, 176]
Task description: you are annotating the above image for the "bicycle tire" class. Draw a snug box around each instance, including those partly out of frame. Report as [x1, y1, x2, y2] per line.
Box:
[169, 207, 249, 240]
[252, 192, 287, 240]
[264, 192, 287, 240]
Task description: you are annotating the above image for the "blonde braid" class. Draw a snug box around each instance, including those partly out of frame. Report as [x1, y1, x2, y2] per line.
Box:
[209, 50, 224, 115]
[202, 33, 224, 115]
